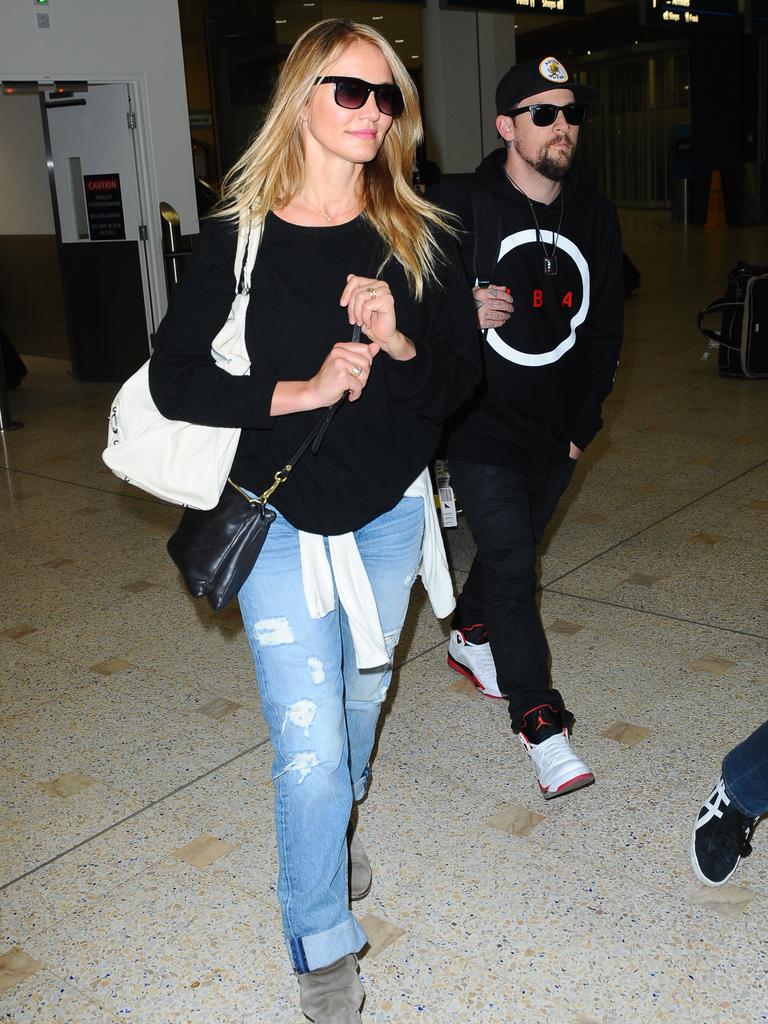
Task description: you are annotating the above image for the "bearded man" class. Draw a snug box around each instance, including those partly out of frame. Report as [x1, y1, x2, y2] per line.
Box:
[430, 57, 624, 799]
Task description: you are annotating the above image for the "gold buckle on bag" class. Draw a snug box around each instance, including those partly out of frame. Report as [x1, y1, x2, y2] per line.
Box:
[227, 468, 292, 507]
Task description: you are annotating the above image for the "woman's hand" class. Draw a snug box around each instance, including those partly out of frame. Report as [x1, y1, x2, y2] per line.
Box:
[473, 285, 514, 330]
[307, 341, 380, 405]
[340, 275, 415, 361]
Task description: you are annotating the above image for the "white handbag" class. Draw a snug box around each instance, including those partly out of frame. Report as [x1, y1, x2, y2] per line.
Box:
[102, 214, 262, 510]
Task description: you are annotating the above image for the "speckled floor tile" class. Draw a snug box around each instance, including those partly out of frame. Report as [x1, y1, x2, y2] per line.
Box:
[0, 966, 121, 1021]
[4, 220, 768, 1022]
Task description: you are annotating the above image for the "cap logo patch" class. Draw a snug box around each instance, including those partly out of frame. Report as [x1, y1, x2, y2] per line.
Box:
[539, 57, 569, 84]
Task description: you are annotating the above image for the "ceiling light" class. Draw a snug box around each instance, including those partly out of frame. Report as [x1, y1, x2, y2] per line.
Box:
[395, 38, 404, 43]
[411, 55, 419, 59]
[586, 50, 591, 55]
[372, 15, 383, 19]
[275, 18, 287, 23]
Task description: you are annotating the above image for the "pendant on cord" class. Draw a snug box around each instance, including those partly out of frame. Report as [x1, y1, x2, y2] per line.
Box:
[543, 255, 557, 276]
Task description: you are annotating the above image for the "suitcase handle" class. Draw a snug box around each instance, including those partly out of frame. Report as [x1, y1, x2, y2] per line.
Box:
[697, 299, 741, 343]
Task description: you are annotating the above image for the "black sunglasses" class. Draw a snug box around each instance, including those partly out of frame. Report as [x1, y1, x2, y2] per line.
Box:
[315, 76, 404, 118]
[508, 102, 586, 127]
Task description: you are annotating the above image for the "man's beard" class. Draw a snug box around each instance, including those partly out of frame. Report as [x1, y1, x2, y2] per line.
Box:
[515, 137, 576, 181]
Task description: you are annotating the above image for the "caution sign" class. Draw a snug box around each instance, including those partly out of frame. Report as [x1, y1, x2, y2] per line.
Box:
[83, 174, 126, 241]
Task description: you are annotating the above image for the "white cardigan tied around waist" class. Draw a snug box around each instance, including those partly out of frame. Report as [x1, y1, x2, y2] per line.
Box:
[297, 467, 454, 668]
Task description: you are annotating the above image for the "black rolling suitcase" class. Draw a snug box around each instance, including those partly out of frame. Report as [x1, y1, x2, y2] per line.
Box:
[698, 262, 768, 378]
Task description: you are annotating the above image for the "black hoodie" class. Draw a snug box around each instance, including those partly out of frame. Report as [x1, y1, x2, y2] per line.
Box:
[430, 149, 623, 473]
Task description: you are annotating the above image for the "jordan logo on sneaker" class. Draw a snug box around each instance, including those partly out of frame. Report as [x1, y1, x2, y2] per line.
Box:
[535, 710, 550, 731]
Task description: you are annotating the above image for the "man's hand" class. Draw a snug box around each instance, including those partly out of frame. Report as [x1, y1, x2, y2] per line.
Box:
[473, 285, 514, 330]
[569, 442, 582, 460]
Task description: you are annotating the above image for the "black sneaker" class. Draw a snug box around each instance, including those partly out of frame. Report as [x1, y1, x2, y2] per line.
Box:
[690, 776, 759, 886]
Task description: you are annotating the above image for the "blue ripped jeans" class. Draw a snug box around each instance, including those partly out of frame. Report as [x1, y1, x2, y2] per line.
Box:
[238, 495, 424, 973]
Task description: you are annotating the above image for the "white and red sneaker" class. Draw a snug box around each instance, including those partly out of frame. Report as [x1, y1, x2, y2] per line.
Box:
[519, 704, 594, 799]
[447, 624, 503, 699]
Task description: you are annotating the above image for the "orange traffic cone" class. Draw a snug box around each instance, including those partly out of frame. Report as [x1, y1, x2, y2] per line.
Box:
[705, 169, 726, 228]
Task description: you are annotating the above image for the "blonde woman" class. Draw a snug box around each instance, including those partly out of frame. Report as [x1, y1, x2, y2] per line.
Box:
[150, 19, 479, 1022]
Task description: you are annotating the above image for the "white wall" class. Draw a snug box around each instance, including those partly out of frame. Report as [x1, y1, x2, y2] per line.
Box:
[421, 0, 516, 174]
[0, 93, 53, 234]
[0, 0, 197, 235]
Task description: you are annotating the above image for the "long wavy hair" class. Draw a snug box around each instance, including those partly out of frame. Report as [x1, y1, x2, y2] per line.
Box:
[217, 19, 455, 298]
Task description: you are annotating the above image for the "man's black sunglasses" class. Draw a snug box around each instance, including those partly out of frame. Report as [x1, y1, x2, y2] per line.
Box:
[315, 76, 404, 118]
[508, 102, 586, 127]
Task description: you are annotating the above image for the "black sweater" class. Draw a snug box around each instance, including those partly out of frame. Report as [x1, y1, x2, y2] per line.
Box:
[430, 150, 624, 472]
[149, 212, 480, 535]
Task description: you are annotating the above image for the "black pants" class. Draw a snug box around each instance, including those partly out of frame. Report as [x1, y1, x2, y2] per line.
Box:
[449, 458, 577, 731]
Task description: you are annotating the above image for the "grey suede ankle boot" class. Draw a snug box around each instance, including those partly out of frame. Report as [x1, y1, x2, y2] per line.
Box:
[348, 830, 372, 901]
[298, 953, 364, 1023]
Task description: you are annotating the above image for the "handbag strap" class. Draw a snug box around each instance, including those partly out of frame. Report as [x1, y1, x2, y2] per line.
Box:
[231, 323, 362, 506]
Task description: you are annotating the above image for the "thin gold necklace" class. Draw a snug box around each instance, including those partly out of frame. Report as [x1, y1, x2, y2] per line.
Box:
[300, 193, 361, 224]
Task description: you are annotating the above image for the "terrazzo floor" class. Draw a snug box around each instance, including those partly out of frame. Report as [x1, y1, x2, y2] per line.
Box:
[1, 210, 767, 1023]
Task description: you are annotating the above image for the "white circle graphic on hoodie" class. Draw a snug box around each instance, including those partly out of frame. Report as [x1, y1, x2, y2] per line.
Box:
[485, 229, 590, 366]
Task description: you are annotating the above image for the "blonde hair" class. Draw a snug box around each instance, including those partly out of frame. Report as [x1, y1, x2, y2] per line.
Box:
[217, 19, 455, 298]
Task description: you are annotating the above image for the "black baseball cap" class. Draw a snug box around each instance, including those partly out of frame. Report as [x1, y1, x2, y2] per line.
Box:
[495, 57, 599, 115]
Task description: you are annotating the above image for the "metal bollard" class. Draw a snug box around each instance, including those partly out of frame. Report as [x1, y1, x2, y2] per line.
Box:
[0, 340, 23, 433]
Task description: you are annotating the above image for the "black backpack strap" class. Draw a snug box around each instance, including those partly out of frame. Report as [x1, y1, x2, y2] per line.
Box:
[468, 183, 501, 288]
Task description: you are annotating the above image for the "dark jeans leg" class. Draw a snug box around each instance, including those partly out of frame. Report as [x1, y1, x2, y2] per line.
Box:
[449, 458, 576, 731]
[722, 720, 768, 819]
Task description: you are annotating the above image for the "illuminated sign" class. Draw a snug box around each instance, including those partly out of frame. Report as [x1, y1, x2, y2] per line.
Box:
[640, 0, 740, 30]
[440, 0, 586, 16]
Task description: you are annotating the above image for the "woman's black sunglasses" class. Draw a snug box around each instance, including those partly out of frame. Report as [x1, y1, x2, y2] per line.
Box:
[508, 102, 586, 127]
[315, 76, 404, 118]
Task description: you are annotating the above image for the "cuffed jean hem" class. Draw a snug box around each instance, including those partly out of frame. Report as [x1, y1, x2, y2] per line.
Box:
[352, 764, 371, 803]
[290, 915, 368, 974]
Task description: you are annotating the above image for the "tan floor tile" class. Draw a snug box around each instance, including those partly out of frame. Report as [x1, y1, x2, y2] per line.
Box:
[358, 913, 406, 959]
[689, 457, 714, 466]
[121, 579, 156, 593]
[573, 513, 607, 524]
[41, 557, 76, 568]
[88, 657, 132, 675]
[549, 619, 584, 635]
[638, 482, 662, 494]
[38, 771, 98, 798]
[690, 656, 736, 675]
[602, 721, 653, 746]
[486, 803, 545, 837]
[448, 677, 479, 698]
[199, 697, 242, 721]
[692, 531, 720, 545]
[1, 625, 38, 640]
[689, 884, 755, 918]
[0, 946, 42, 994]
[623, 572, 661, 586]
[173, 833, 237, 869]
[748, 499, 768, 510]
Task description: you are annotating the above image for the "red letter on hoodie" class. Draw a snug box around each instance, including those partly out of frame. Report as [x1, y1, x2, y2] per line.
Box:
[562, 291, 573, 308]
[533, 289, 543, 308]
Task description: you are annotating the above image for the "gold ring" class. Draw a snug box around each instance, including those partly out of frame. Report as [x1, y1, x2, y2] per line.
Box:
[351, 366, 362, 378]
[367, 287, 377, 299]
